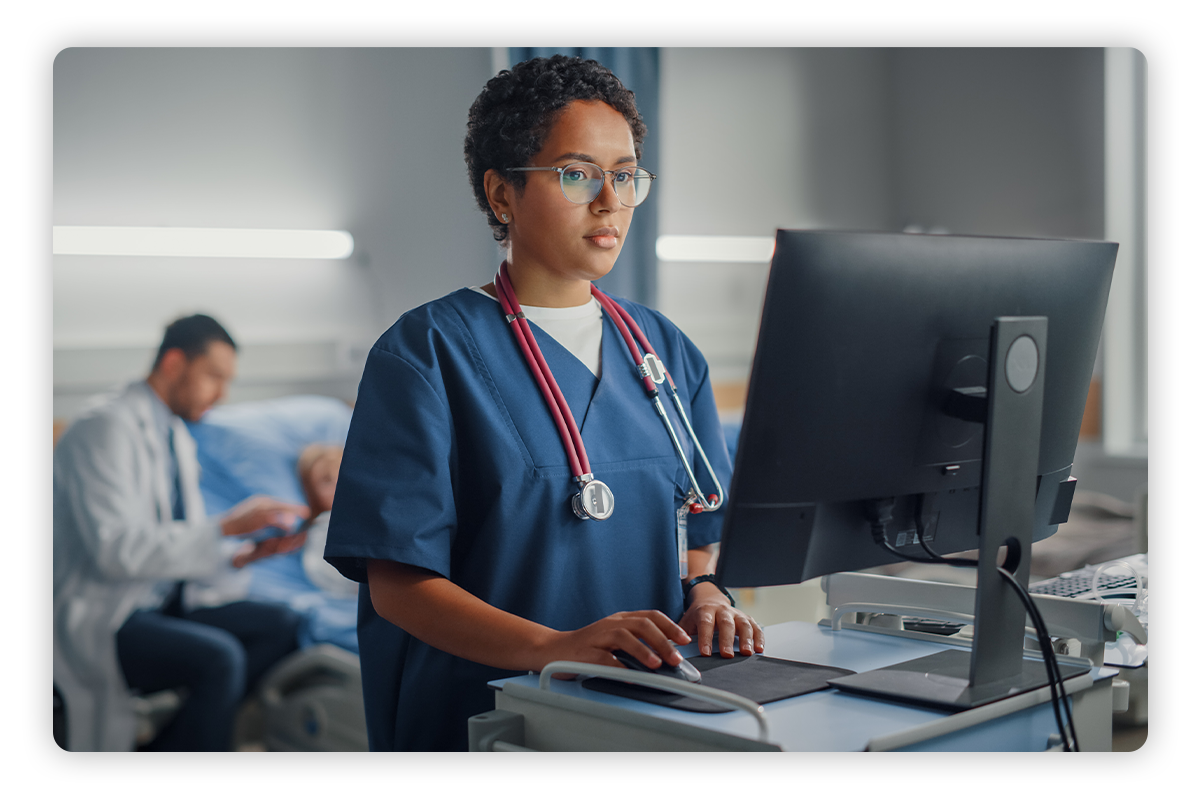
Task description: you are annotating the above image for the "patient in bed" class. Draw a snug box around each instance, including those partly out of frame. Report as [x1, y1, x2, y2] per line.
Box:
[297, 444, 358, 598]
[188, 394, 359, 652]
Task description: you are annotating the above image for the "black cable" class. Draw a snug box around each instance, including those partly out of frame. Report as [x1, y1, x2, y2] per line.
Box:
[865, 497, 1078, 750]
[867, 497, 977, 568]
[914, 494, 980, 569]
[1000, 570, 1071, 750]
[917, 536, 980, 569]
[996, 566, 1080, 751]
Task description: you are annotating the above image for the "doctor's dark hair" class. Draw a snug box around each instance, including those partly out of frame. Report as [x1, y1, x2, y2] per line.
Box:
[464, 54, 647, 243]
[151, 314, 237, 371]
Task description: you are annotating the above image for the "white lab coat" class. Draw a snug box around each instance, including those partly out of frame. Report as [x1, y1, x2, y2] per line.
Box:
[52, 381, 242, 751]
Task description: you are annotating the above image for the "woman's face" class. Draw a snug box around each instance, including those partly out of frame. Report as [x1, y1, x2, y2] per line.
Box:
[492, 100, 639, 297]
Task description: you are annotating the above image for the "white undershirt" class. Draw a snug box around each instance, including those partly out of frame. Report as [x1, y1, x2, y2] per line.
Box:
[471, 286, 604, 377]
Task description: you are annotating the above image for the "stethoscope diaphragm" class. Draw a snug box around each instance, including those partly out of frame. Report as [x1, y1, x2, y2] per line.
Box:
[571, 477, 615, 521]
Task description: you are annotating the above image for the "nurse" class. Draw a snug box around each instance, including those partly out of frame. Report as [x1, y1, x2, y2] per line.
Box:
[324, 54, 764, 751]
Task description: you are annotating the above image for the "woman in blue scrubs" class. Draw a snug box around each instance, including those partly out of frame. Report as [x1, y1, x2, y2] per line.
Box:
[324, 55, 764, 751]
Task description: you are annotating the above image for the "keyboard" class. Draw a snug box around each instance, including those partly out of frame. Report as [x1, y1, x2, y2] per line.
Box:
[1029, 555, 1147, 600]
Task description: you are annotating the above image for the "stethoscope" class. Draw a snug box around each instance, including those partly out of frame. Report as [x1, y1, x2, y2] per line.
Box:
[495, 261, 725, 522]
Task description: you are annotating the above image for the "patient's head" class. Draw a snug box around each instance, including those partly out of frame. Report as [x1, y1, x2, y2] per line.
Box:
[297, 443, 343, 515]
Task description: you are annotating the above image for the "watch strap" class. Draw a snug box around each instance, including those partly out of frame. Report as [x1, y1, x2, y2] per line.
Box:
[682, 573, 735, 608]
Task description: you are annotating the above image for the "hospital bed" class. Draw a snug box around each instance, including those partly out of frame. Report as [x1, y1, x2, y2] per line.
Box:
[52, 394, 367, 750]
[188, 394, 360, 654]
[186, 394, 367, 751]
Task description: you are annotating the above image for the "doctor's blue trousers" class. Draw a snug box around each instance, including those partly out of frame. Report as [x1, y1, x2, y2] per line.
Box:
[116, 600, 301, 751]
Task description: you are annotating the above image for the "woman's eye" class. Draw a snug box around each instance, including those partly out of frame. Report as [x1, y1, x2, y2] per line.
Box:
[563, 169, 589, 183]
[613, 170, 635, 184]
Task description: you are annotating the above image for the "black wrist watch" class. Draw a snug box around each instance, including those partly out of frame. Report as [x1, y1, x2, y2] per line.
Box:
[682, 574, 735, 608]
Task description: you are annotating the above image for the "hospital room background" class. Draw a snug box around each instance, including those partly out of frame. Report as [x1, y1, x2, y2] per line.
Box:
[51, 47, 1149, 750]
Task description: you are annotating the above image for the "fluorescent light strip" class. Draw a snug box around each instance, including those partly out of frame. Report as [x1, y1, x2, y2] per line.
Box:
[656, 235, 776, 263]
[52, 226, 355, 260]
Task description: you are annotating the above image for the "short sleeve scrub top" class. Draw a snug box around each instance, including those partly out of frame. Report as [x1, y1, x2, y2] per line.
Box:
[324, 286, 732, 751]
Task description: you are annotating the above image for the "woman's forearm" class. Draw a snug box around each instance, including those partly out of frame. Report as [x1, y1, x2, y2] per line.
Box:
[366, 559, 559, 672]
[685, 544, 718, 583]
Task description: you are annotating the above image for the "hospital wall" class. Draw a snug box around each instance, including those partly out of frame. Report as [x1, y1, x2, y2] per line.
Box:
[657, 47, 1106, 387]
[53, 48, 500, 420]
[53, 47, 1144, 504]
[653, 47, 1144, 625]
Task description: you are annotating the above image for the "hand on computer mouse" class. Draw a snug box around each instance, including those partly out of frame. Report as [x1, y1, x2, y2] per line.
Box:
[612, 649, 702, 683]
[535, 609, 692, 680]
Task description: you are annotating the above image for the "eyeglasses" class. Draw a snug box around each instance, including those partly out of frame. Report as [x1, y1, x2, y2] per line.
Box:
[509, 162, 656, 207]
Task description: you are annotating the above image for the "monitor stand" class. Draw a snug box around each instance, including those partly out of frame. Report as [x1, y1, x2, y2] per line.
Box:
[829, 317, 1089, 711]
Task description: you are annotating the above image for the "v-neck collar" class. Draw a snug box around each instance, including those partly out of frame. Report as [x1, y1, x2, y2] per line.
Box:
[527, 317, 599, 432]
[529, 299, 651, 437]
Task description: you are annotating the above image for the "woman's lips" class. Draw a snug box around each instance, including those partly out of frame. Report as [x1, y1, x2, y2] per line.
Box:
[586, 228, 620, 249]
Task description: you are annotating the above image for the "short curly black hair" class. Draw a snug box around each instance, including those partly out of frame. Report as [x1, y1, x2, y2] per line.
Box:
[464, 54, 648, 244]
[152, 313, 237, 370]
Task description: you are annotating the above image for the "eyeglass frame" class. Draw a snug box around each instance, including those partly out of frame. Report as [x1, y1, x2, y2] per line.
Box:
[508, 161, 657, 207]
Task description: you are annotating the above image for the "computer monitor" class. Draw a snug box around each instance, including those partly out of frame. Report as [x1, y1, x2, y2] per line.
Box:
[715, 229, 1117, 710]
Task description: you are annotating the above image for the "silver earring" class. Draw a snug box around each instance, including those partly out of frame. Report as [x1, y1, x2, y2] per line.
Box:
[500, 213, 509, 223]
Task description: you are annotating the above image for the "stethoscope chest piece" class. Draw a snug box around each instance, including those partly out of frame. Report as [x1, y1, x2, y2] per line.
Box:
[495, 261, 723, 523]
[571, 477, 615, 521]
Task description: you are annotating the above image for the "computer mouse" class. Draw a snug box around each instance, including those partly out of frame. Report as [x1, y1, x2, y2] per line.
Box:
[612, 649, 702, 683]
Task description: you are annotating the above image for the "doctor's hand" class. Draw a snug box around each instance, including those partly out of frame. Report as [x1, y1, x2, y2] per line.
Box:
[536, 610, 692, 679]
[220, 495, 310, 538]
[679, 582, 765, 658]
[231, 531, 308, 569]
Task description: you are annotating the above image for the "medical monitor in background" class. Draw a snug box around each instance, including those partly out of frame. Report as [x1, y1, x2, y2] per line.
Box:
[714, 230, 1117, 712]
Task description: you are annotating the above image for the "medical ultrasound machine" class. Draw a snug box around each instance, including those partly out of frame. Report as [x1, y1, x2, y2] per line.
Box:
[471, 230, 1139, 752]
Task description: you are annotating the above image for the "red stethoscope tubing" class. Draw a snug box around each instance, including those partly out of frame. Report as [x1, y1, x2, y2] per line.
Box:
[495, 261, 722, 516]
[591, 282, 722, 514]
[590, 289, 663, 395]
[495, 262, 590, 478]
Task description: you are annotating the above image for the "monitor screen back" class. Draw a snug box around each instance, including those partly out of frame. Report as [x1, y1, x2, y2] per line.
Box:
[716, 230, 1116, 588]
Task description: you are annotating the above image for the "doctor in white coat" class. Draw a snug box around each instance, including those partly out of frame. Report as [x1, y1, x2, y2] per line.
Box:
[54, 314, 310, 751]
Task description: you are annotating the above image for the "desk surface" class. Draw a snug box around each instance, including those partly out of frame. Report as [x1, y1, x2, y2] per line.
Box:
[490, 621, 1112, 751]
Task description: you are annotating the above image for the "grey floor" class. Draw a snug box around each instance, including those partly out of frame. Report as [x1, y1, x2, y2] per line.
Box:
[1113, 723, 1149, 752]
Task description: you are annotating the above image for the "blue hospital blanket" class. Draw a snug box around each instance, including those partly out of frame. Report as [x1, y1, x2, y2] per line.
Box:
[187, 395, 359, 654]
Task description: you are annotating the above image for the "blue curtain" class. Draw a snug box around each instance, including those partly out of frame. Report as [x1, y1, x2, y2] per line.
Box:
[506, 47, 660, 307]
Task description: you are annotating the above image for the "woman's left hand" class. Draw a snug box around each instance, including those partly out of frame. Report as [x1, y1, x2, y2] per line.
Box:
[678, 582, 765, 658]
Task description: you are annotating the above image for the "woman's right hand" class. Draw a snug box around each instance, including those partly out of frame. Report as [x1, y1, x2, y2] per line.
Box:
[534, 610, 692, 678]
[367, 560, 692, 677]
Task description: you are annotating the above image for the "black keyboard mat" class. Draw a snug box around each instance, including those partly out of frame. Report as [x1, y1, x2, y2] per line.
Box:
[582, 654, 856, 713]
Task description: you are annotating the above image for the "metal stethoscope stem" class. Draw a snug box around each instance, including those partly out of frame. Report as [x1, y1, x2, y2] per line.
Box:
[591, 286, 725, 515]
[496, 262, 724, 521]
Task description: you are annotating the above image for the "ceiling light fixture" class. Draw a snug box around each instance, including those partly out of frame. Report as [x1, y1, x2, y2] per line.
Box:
[656, 235, 776, 263]
[52, 226, 355, 260]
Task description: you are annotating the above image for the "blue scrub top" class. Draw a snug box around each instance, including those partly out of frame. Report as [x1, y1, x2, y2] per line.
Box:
[324, 287, 732, 751]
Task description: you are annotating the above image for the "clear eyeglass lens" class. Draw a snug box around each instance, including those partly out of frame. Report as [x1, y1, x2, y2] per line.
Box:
[559, 163, 653, 207]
